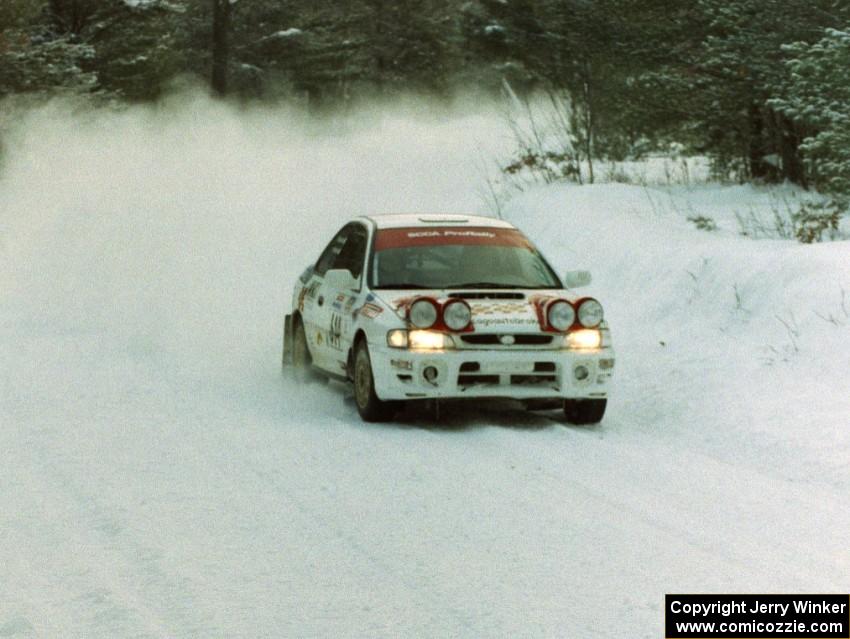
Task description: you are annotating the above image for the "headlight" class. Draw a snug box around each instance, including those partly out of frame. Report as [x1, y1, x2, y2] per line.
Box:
[577, 298, 603, 328]
[442, 300, 472, 331]
[547, 300, 575, 331]
[409, 330, 455, 350]
[387, 329, 455, 350]
[409, 299, 438, 328]
[387, 329, 408, 348]
[564, 329, 602, 350]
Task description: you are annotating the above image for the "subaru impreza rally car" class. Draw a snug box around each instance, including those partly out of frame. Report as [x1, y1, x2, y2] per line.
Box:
[282, 214, 614, 423]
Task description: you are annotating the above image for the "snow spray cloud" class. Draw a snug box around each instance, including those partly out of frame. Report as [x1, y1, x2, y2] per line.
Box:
[0, 93, 510, 375]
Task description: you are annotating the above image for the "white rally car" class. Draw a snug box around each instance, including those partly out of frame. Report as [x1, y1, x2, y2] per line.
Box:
[282, 214, 614, 423]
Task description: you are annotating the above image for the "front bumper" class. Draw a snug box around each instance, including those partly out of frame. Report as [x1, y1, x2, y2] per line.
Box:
[370, 344, 614, 401]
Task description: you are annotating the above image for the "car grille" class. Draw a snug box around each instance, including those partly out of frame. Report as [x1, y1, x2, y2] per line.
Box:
[447, 292, 525, 300]
[459, 333, 554, 348]
[457, 361, 559, 389]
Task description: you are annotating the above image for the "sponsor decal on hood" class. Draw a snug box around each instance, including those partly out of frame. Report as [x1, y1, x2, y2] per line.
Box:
[370, 289, 567, 332]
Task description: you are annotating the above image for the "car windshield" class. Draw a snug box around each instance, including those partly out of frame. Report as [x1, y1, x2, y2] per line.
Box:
[371, 226, 561, 289]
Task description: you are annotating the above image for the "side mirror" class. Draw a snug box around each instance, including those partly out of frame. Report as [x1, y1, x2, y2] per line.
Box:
[324, 268, 358, 291]
[563, 270, 592, 289]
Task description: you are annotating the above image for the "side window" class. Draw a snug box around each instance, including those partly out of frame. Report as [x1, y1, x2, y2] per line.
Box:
[332, 224, 368, 279]
[314, 226, 350, 276]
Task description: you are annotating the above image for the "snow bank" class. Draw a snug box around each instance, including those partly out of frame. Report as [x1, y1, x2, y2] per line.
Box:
[507, 182, 850, 481]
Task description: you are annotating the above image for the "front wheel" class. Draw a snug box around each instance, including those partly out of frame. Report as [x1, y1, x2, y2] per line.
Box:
[353, 341, 398, 422]
[563, 398, 607, 425]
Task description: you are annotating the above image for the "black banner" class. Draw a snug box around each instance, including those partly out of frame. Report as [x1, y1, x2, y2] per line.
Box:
[666, 595, 850, 638]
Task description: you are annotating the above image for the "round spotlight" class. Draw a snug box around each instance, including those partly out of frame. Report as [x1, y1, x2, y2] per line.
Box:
[547, 300, 576, 331]
[443, 300, 472, 331]
[409, 299, 438, 328]
[577, 298, 604, 328]
[574, 365, 590, 381]
[423, 366, 439, 384]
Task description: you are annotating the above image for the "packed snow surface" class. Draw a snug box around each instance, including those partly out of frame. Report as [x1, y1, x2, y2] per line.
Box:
[1, 99, 848, 638]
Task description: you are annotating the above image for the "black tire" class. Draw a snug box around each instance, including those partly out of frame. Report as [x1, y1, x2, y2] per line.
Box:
[353, 340, 398, 422]
[563, 398, 607, 425]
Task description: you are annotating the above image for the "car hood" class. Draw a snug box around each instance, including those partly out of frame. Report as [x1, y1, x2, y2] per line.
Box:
[372, 289, 567, 333]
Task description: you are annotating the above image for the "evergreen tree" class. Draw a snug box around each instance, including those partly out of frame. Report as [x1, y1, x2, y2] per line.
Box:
[84, 1, 185, 101]
[0, 0, 97, 97]
[683, 0, 850, 182]
[223, 0, 462, 102]
[772, 28, 850, 205]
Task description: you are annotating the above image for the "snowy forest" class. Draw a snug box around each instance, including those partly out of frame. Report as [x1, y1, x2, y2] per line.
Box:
[2, 0, 850, 226]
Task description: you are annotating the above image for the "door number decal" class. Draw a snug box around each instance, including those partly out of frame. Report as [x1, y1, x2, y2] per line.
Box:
[329, 313, 343, 350]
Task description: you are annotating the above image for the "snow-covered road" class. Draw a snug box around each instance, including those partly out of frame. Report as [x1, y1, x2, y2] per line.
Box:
[2, 101, 848, 637]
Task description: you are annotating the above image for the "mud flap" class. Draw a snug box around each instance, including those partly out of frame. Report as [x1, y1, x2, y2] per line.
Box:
[282, 314, 293, 367]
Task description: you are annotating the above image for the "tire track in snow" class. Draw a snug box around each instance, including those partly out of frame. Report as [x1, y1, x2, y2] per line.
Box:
[2, 426, 202, 638]
[229, 377, 485, 635]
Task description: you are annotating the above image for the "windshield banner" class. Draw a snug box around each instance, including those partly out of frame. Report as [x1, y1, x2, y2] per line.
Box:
[374, 227, 534, 251]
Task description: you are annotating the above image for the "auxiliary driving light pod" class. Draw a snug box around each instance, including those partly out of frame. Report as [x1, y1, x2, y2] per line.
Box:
[409, 298, 439, 328]
[442, 299, 472, 331]
[547, 299, 576, 331]
[577, 298, 604, 328]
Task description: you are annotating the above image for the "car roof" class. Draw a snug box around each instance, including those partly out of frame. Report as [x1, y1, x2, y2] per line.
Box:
[360, 213, 516, 230]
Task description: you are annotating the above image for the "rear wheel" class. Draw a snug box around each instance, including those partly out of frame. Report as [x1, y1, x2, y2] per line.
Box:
[353, 341, 398, 422]
[563, 398, 607, 425]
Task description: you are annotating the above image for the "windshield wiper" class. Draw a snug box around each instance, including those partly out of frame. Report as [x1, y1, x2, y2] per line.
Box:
[445, 282, 519, 289]
[375, 283, 432, 289]
[447, 282, 558, 290]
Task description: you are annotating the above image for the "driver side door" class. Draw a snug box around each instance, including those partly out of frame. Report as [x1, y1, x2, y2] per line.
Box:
[308, 223, 367, 374]
[319, 224, 368, 375]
